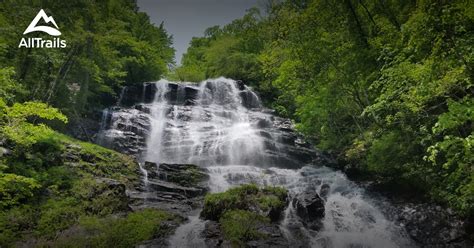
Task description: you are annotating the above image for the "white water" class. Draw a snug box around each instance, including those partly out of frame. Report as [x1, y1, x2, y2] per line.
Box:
[102, 78, 414, 247]
[144, 78, 266, 166]
[205, 165, 413, 248]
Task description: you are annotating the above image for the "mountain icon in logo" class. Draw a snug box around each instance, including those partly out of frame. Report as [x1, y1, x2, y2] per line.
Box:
[23, 9, 61, 36]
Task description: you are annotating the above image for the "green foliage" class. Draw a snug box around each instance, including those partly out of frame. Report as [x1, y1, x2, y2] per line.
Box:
[55, 209, 174, 248]
[0, 0, 174, 115]
[170, 9, 264, 85]
[0, 205, 36, 246]
[166, 165, 208, 187]
[201, 184, 287, 221]
[0, 173, 40, 209]
[1, 101, 67, 148]
[426, 97, 474, 215]
[36, 197, 81, 238]
[0, 68, 25, 104]
[182, 0, 474, 216]
[72, 177, 128, 216]
[0, 126, 141, 245]
[220, 210, 269, 247]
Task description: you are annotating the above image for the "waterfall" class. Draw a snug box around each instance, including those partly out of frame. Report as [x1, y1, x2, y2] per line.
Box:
[144, 81, 170, 162]
[98, 77, 414, 247]
[144, 78, 267, 166]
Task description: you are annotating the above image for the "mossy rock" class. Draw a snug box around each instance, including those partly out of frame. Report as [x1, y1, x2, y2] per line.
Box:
[143, 162, 209, 188]
[201, 184, 288, 222]
[0, 131, 143, 246]
[220, 209, 270, 247]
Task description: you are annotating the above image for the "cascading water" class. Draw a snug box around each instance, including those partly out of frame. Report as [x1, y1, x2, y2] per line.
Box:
[144, 78, 267, 166]
[99, 77, 414, 247]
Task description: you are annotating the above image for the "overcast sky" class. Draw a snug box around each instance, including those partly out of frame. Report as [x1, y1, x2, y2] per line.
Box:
[137, 0, 261, 65]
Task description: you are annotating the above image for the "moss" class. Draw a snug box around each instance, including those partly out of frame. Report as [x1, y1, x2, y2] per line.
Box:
[0, 130, 142, 246]
[36, 197, 81, 238]
[201, 184, 287, 221]
[72, 177, 129, 216]
[163, 164, 208, 187]
[51, 209, 177, 248]
[220, 210, 269, 247]
[59, 134, 139, 187]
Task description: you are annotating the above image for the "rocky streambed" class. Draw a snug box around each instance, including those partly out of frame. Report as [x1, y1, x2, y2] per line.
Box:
[90, 78, 472, 247]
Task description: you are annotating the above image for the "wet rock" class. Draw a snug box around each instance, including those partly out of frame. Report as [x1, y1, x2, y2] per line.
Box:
[157, 163, 209, 188]
[254, 118, 272, 129]
[392, 203, 472, 246]
[96, 108, 150, 156]
[146, 179, 205, 198]
[239, 90, 261, 109]
[247, 223, 289, 248]
[130, 163, 210, 216]
[203, 221, 225, 247]
[143, 161, 159, 179]
[319, 184, 330, 200]
[273, 117, 294, 132]
[165, 83, 199, 105]
[293, 191, 325, 230]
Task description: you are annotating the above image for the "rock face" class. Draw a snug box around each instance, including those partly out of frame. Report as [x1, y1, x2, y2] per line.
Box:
[292, 191, 325, 231]
[156, 163, 210, 188]
[95, 80, 325, 168]
[128, 162, 209, 216]
[384, 203, 473, 247]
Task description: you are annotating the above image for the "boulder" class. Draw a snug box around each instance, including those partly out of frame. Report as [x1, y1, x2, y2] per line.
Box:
[292, 191, 325, 230]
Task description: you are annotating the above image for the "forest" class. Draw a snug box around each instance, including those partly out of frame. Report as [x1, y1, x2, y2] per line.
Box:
[174, 0, 473, 217]
[0, 0, 473, 247]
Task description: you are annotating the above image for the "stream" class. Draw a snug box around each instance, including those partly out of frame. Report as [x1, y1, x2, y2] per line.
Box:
[98, 78, 415, 247]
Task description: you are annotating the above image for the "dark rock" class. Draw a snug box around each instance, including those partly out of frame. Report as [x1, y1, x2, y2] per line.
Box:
[392, 203, 472, 246]
[255, 118, 272, 129]
[239, 90, 261, 109]
[320, 184, 330, 200]
[273, 118, 294, 132]
[141, 162, 209, 189]
[292, 191, 325, 230]
[143, 161, 159, 179]
[165, 83, 199, 105]
[158, 163, 209, 187]
[129, 163, 210, 216]
[246, 223, 289, 248]
[147, 179, 205, 198]
[203, 221, 225, 248]
[235, 80, 246, 91]
[202, 221, 289, 248]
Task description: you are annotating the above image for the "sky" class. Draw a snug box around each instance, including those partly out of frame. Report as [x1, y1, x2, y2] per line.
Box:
[137, 0, 261, 65]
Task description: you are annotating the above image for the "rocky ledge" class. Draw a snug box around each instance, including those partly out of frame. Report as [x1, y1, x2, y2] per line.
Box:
[128, 162, 209, 216]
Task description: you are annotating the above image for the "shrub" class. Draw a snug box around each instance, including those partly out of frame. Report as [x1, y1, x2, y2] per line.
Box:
[220, 210, 269, 247]
[201, 184, 287, 221]
[36, 197, 81, 238]
[0, 173, 40, 209]
[53, 209, 175, 248]
[0, 205, 36, 246]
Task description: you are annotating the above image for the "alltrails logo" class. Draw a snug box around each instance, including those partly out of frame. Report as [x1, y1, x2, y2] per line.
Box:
[19, 9, 66, 48]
